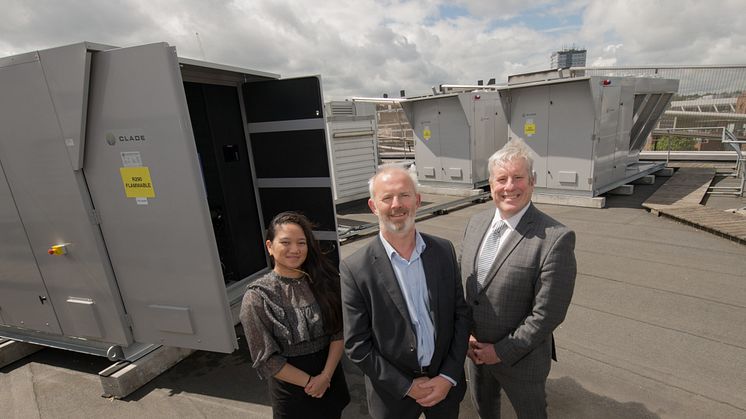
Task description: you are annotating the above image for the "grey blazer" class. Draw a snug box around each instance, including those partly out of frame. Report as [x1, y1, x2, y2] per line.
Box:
[341, 232, 470, 400]
[460, 204, 576, 381]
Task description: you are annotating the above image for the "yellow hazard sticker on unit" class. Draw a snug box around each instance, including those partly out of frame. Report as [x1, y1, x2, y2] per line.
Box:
[120, 166, 155, 198]
[423, 127, 431, 140]
[524, 119, 536, 137]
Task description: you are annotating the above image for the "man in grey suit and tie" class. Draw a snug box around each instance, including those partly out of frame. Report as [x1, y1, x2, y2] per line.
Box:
[341, 166, 470, 419]
[460, 139, 577, 419]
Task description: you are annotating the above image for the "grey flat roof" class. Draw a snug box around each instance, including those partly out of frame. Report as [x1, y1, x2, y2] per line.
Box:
[2, 177, 744, 418]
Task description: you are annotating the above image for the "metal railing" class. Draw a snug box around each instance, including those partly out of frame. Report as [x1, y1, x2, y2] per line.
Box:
[653, 127, 744, 196]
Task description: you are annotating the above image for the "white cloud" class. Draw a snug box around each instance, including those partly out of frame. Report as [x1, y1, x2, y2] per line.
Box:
[0, 0, 743, 99]
[580, 0, 746, 65]
[591, 43, 623, 66]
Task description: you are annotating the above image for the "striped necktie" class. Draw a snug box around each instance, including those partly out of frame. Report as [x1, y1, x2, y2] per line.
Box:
[477, 221, 506, 289]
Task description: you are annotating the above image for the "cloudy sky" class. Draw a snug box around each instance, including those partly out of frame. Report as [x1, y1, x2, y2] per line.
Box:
[2, 0, 744, 100]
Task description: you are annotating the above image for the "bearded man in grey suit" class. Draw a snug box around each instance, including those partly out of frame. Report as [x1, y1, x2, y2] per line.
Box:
[341, 166, 470, 419]
[460, 139, 577, 419]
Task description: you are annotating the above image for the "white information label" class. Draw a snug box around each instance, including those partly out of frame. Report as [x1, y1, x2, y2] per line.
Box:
[121, 151, 143, 167]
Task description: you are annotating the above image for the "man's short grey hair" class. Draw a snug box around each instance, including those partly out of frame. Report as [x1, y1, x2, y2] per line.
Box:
[488, 138, 536, 181]
[368, 164, 419, 199]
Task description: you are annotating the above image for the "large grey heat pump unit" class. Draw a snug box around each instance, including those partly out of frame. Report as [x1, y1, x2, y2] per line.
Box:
[401, 91, 508, 189]
[0, 42, 338, 360]
[500, 74, 679, 196]
[400, 73, 678, 197]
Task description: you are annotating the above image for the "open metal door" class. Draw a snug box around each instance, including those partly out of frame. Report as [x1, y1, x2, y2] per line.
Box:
[83, 43, 237, 353]
[243, 76, 340, 264]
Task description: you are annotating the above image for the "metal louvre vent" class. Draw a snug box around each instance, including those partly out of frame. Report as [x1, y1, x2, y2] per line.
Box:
[629, 93, 673, 153]
[330, 102, 354, 116]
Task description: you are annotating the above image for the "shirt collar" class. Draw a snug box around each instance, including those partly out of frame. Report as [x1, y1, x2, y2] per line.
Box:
[492, 202, 531, 231]
[379, 230, 427, 261]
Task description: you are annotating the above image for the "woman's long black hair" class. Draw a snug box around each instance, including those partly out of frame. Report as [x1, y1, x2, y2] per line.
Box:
[266, 211, 343, 334]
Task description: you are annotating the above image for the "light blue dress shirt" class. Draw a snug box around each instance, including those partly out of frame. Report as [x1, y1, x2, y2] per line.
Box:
[380, 231, 457, 389]
[380, 231, 435, 367]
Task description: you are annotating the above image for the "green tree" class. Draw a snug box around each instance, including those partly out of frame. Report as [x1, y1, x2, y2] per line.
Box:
[654, 136, 696, 151]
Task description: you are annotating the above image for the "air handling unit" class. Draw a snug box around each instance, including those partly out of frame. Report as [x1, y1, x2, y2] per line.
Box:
[401, 73, 678, 201]
[401, 89, 508, 191]
[499, 70, 679, 198]
[0, 42, 338, 368]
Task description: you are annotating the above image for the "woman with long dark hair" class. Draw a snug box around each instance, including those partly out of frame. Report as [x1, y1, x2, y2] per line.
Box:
[240, 211, 349, 419]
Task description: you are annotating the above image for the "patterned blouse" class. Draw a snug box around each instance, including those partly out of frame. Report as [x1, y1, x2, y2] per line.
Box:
[239, 270, 343, 379]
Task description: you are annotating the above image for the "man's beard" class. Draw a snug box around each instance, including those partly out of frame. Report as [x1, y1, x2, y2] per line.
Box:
[381, 212, 416, 234]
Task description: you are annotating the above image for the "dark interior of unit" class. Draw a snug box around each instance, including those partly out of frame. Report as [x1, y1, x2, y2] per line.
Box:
[183, 82, 266, 285]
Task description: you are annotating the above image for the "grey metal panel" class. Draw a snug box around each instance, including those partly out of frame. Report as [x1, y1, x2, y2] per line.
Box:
[0, 55, 130, 345]
[436, 97, 470, 184]
[506, 85, 549, 187]
[65, 297, 103, 338]
[83, 43, 236, 352]
[615, 82, 636, 179]
[0, 160, 62, 334]
[328, 115, 378, 203]
[547, 81, 594, 191]
[0, 50, 40, 69]
[38, 43, 91, 171]
[408, 99, 441, 182]
[594, 82, 622, 188]
[461, 92, 508, 184]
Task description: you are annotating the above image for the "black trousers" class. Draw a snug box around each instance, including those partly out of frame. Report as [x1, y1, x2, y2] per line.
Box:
[268, 348, 350, 419]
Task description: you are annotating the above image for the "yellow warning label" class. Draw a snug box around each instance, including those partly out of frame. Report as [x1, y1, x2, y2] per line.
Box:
[524, 119, 536, 137]
[120, 167, 155, 198]
[423, 127, 431, 140]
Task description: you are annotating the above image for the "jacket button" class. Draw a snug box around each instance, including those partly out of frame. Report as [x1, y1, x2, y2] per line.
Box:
[409, 346, 415, 352]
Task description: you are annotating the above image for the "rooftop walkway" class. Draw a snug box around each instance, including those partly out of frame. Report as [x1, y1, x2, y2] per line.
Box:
[642, 167, 746, 244]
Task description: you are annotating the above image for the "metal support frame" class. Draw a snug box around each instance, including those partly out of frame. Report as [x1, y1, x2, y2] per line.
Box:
[0, 338, 43, 369]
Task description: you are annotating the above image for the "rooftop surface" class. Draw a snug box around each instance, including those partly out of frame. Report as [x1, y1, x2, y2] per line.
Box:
[1, 178, 744, 418]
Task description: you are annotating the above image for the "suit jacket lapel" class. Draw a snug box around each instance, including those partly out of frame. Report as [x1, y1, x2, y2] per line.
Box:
[469, 211, 494, 271]
[479, 204, 536, 293]
[371, 237, 413, 327]
[420, 236, 439, 328]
